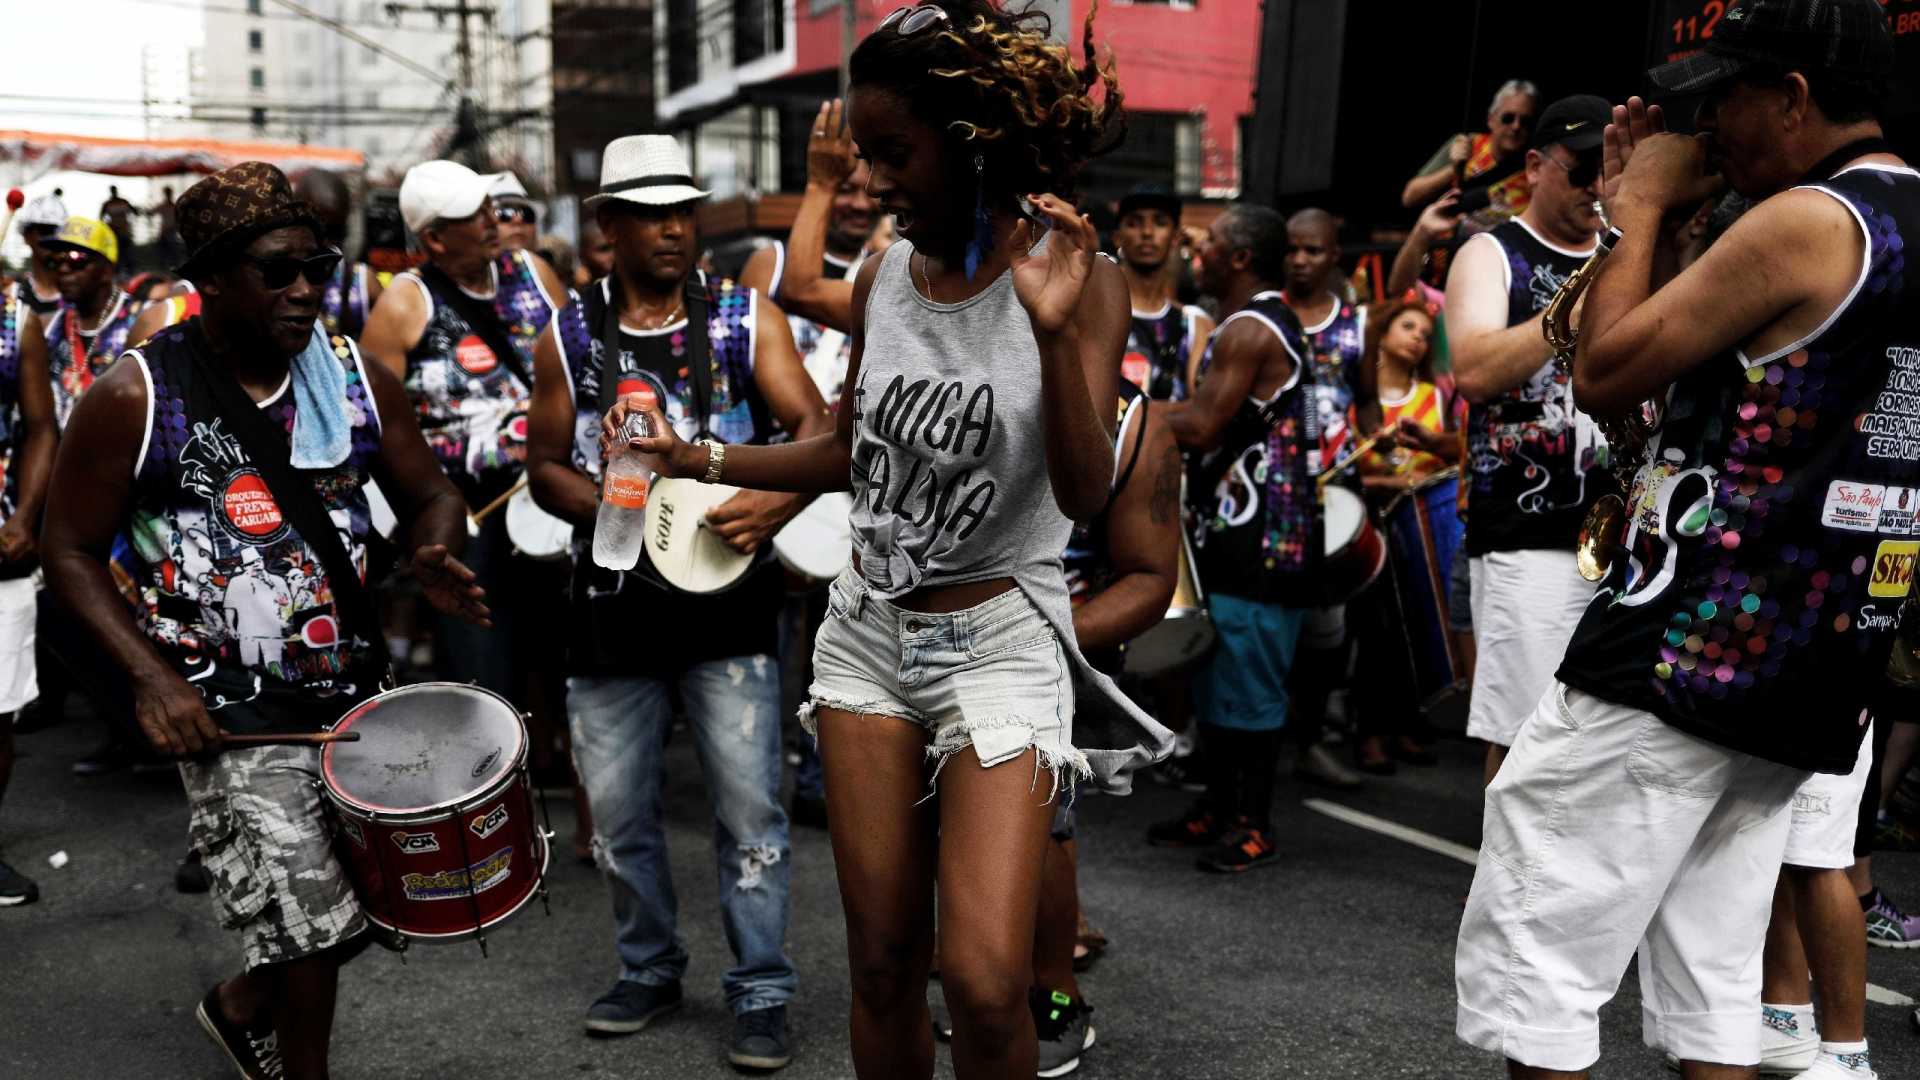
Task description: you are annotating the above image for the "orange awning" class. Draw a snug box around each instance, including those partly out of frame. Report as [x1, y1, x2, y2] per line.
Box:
[0, 130, 365, 180]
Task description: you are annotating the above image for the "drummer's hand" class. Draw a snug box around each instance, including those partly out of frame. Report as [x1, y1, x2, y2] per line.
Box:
[706, 489, 806, 555]
[599, 393, 694, 477]
[1393, 417, 1443, 452]
[413, 544, 492, 627]
[0, 519, 34, 566]
[132, 667, 221, 757]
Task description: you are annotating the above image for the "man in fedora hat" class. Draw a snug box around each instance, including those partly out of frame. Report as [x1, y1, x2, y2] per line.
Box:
[40, 160, 488, 1080]
[526, 133, 828, 1071]
[360, 158, 568, 701]
[41, 216, 142, 431]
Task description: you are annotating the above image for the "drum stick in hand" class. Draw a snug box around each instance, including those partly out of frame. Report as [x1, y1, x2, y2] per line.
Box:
[220, 730, 362, 748]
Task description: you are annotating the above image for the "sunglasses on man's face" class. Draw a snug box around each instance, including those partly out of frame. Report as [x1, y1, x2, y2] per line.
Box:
[1498, 112, 1536, 129]
[242, 248, 343, 291]
[51, 250, 99, 273]
[495, 204, 534, 225]
[1545, 153, 1602, 189]
[878, 4, 951, 35]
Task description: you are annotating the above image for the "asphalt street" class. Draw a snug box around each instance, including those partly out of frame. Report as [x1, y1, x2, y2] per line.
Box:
[4, 706, 1920, 1079]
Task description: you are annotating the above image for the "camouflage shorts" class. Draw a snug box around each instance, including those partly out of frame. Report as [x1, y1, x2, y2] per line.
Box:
[180, 744, 365, 970]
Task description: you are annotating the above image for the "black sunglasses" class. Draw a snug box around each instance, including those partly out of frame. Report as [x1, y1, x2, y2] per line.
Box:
[1499, 111, 1536, 129]
[495, 204, 535, 225]
[1545, 153, 1602, 189]
[242, 248, 343, 290]
[50, 249, 99, 272]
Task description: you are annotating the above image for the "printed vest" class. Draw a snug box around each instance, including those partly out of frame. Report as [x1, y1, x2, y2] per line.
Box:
[1296, 297, 1367, 462]
[322, 261, 374, 340]
[1122, 302, 1198, 402]
[46, 290, 139, 431]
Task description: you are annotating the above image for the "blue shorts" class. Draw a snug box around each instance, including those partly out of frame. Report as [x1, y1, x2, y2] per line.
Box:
[1195, 593, 1306, 732]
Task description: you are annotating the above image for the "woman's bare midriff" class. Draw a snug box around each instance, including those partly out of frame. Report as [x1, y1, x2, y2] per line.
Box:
[850, 552, 1015, 614]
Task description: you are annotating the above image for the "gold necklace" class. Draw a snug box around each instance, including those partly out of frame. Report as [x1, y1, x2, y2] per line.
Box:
[631, 300, 684, 331]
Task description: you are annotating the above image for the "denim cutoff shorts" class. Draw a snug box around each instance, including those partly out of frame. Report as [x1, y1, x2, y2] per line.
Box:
[801, 570, 1087, 798]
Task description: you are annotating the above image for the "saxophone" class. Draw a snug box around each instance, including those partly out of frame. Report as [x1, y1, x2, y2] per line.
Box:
[1542, 211, 1661, 582]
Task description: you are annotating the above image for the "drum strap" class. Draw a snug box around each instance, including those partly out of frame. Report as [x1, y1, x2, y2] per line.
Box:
[417, 262, 535, 395]
[597, 274, 714, 440]
[183, 336, 392, 680]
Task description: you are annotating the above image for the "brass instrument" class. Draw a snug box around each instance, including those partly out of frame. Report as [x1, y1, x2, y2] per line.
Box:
[1543, 214, 1657, 582]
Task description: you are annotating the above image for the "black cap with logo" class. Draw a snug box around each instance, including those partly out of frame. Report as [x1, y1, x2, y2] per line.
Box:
[1530, 95, 1611, 154]
[1647, 0, 1895, 95]
[1117, 184, 1182, 221]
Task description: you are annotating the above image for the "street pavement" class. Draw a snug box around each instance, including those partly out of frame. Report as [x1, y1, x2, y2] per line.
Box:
[4, 707, 1919, 1079]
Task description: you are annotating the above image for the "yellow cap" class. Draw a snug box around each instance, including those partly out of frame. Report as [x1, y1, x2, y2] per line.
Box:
[47, 216, 118, 266]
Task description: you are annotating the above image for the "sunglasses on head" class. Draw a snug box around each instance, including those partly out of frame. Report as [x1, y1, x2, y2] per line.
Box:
[495, 204, 534, 225]
[242, 248, 343, 290]
[1545, 152, 1602, 189]
[51, 249, 98, 272]
[1499, 112, 1536, 128]
[878, 4, 950, 35]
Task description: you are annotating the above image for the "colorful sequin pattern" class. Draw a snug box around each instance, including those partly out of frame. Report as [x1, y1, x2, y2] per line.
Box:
[401, 249, 557, 485]
[555, 275, 764, 485]
[1301, 301, 1365, 461]
[0, 284, 23, 518]
[320, 260, 371, 340]
[1560, 167, 1920, 773]
[126, 324, 382, 687]
[46, 292, 140, 431]
[1122, 303, 1195, 402]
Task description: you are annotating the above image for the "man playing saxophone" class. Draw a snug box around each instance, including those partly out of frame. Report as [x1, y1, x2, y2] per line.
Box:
[1454, 2, 1915, 1078]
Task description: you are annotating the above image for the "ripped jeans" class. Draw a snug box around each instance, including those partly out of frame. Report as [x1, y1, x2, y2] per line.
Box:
[567, 658, 796, 1015]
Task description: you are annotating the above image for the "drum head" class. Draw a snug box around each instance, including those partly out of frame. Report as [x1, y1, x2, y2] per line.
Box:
[644, 477, 756, 594]
[1322, 486, 1366, 552]
[506, 486, 573, 560]
[324, 683, 525, 816]
[774, 491, 853, 582]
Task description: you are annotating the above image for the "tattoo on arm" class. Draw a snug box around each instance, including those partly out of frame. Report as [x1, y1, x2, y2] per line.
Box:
[1150, 442, 1181, 526]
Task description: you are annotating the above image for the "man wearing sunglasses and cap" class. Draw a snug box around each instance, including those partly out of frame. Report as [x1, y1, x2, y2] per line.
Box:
[40, 161, 487, 1080]
[41, 217, 143, 432]
[1456, 1, 1914, 1077]
[360, 159, 568, 700]
[489, 172, 541, 255]
[1404, 78, 1542, 234]
[13, 192, 69, 328]
[1443, 92, 1612, 790]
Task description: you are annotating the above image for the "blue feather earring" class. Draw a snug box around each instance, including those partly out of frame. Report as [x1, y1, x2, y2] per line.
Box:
[964, 153, 991, 283]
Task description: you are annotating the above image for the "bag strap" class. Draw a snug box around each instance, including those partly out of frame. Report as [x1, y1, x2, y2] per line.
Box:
[417, 261, 534, 393]
[182, 335, 391, 678]
[593, 274, 715, 441]
[1103, 394, 1152, 514]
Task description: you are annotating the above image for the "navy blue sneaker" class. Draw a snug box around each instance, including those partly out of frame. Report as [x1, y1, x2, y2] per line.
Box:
[584, 980, 682, 1036]
[728, 1005, 791, 1070]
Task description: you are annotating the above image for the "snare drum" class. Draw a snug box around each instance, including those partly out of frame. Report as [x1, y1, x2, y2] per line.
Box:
[1318, 485, 1387, 605]
[774, 492, 853, 589]
[506, 486, 573, 562]
[1124, 525, 1214, 676]
[321, 682, 549, 945]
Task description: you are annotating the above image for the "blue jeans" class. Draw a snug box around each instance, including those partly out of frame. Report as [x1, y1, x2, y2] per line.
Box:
[568, 656, 796, 1014]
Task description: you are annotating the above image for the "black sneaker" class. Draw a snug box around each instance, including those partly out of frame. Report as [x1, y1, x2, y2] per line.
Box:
[1196, 824, 1279, 873]
[1146, 801, 1222, 848]
[0, 858, 38, 907]
[728, 1005, 791, 1071]
[1032, 987, 1095, 1077]
[584, 979, 682, 1037]
[71, 740, 134, 777]
[1149, 754, 1207, 794]
[194, 984, 284, 1079]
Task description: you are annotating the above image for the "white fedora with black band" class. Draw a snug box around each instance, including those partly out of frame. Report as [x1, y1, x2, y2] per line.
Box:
[582, 135, 711, 210]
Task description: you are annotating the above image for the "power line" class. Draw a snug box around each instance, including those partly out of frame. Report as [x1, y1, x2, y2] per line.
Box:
[264, 0, 452, 87]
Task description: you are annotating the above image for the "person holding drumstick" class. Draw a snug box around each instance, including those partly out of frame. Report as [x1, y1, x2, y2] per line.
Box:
[599, 4, 1168, 1075]
[40, 163, 487, 1080]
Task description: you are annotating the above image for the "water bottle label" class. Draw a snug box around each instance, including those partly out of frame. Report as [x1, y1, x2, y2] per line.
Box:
[605, 472, 649, 509]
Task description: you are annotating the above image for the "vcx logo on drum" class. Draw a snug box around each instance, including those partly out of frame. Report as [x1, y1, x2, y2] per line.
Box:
[392, 831, 441, 854]
[471, 805, 510, 839]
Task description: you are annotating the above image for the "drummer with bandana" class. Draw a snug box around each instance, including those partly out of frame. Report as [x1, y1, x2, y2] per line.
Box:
[41, 217, 142, 431]
[40, 162, 487, 1080]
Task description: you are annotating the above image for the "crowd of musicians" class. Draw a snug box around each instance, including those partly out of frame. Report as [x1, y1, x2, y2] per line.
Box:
[3, 1, 1920, 1078]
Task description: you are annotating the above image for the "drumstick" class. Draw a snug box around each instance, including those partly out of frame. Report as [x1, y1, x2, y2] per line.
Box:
[468, 475, 531, 532]
[220, 730, 362, 747]
[1318, 431, 1391, 488]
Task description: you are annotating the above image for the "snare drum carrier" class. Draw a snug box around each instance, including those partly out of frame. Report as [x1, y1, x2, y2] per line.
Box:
[1188, 292, 1325, 608]
[551, 274, 786, 674]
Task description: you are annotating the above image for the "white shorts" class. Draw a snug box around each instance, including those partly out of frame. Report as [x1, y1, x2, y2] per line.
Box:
[1465, 549, 1593, 746]
[0, 575, 38, 715]
[1455, 684, 1808, 1072]
[1782, 720, 1873, 871]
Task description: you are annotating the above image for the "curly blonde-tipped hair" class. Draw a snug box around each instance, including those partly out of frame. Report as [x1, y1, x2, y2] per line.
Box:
[849, 0, 1125, 198]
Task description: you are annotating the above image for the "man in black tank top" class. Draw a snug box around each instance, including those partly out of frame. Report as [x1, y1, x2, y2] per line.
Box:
[1445, 93, 1611, 784]
[1112, 185, 1212, 402]
[1455, 6, 1912, 1077]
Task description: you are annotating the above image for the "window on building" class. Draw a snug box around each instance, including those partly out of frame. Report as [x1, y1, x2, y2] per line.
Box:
[666, 0, 699, 92]
[250, 67, 265, 90]
[250, 106, 267, 129]
[248, 29, 263, 51]
[247, 0, 261, 13]
[1084, 110, 1203, 202]
[733, 0, 784, 66]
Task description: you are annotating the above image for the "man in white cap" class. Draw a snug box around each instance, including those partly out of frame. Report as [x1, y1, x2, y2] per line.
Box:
[526, 133, 827, 1072]
[360, 159, 568, 700]
[14, 192, 69, 328]
[488, 173, 540, 254]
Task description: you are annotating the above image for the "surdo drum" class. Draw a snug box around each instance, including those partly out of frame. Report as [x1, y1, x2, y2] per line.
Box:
[321, 682, 550, 949]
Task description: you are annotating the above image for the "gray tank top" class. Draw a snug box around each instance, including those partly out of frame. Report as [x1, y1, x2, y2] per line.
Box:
[851, 241, 1172, 793]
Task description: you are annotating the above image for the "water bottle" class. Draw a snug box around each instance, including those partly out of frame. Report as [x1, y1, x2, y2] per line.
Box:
[593, 411, 654, 571]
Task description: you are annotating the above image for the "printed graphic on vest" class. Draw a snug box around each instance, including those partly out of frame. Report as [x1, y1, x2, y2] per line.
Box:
[1863, 346, 1920, 463]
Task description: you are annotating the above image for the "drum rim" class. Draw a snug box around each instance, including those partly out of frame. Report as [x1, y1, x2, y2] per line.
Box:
[357, 827, 551, 943]
[321, 681, 529, 820]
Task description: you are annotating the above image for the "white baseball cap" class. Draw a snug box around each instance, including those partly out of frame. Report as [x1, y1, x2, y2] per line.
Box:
[16, 193, 67, 232]
[489, 172, 534, 207]
[582, 135, 710, 211]
[399, 160, 508, 234]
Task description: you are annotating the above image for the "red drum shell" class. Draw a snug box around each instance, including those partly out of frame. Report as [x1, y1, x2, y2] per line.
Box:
[1317, 485, 1387, 606]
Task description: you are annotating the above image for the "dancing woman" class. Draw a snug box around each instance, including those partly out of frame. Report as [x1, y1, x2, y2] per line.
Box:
[603, 3, 1168, 1076]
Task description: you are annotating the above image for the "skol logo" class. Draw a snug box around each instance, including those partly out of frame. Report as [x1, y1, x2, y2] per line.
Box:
[1869, 540, 1918, 599]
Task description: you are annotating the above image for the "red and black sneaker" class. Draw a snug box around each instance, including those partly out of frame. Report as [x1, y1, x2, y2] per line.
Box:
[1146, 801, 1222, 848]
[1196, 824, 1279, 873]
[195, 985, 284, 1079]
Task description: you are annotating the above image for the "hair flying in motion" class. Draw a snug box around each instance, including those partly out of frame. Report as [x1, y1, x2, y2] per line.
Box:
[849, 0, 1125, 198]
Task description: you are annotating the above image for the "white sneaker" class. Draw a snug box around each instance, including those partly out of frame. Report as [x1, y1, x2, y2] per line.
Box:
[1760, 1006, 1820, 1076]
[1792, 1050, 1877, 1079]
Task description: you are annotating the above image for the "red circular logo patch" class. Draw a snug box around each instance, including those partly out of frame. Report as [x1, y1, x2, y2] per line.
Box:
[455, 334, 498, 376]
[1121, 353, 1150, 391]
[301, 614, 339, 648]
[221, 471, 288, 541]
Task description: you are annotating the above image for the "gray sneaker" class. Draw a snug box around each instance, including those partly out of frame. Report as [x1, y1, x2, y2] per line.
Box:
[728, 1005, 791, 1070]
[584, 980, 682, 1036]
[1032, 988, 1094, 1077]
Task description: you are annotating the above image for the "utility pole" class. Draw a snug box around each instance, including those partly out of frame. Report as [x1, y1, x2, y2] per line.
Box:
[386, 0, 496, 166]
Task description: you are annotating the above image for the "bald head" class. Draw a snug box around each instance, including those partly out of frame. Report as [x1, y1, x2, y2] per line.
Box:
[1284, 207, 1340, 298]
[295, 170, 352, 244]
